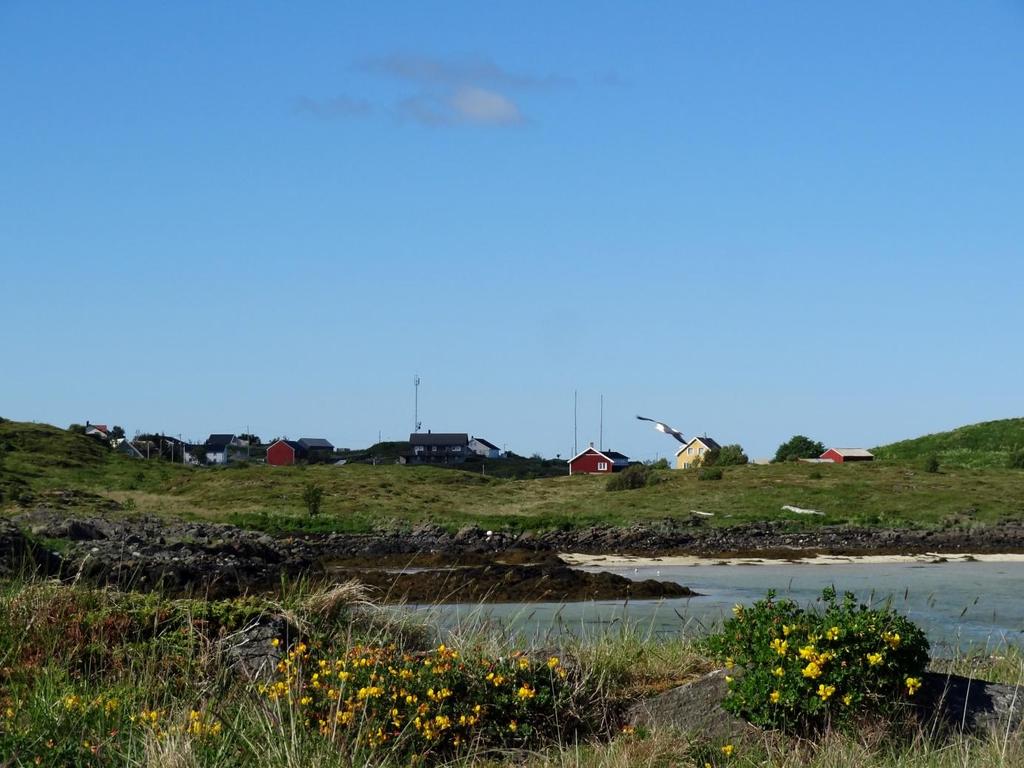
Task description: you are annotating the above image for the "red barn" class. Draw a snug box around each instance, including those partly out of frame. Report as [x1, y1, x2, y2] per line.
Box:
[820, 448, 874, 464]
[567, 446, 630, 475]
[267, 439, 303, 466]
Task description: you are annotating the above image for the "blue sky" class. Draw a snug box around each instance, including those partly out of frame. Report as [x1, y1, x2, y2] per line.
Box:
[2, 2, 1022, 460]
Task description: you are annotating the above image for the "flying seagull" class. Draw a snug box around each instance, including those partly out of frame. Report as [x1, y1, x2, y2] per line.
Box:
[636, 415, 686, 443]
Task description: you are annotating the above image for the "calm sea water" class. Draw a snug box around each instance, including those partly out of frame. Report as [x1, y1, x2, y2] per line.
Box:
[424, 560, 1024, 654]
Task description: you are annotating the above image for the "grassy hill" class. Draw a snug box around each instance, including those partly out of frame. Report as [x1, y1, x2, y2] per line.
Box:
[3, 417, 1024, 534]
[873, 418, 1024, 469]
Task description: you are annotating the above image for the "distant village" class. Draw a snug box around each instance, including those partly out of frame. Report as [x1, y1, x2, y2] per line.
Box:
[77, 421, 874, 475]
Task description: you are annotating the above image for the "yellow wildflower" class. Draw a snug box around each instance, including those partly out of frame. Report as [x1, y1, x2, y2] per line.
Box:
[866, 652, 884, 666]
[769, 690, 781, 704]
[772, 666, 785, 678]
[802, 661, 822, 679]
[770, 638, 788, 656]
[270, 638, 280, 648]
[825, 626, 840, 641]
[547, 656, 560, 669]
[721, 743, 735, 756]
[906, 676, 922, 695]
[817, 683, 836, 701]
[843, 693, 853, 706]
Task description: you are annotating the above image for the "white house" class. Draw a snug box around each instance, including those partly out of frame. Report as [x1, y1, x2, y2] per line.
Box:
[468, 436, 501, 459]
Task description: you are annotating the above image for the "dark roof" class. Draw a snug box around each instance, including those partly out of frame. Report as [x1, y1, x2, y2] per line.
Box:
[693, 436, 721, 451]
[409, 432, 469, 446]
[471, 437, 499, 450]
[298, 438, 334, 450]
[205, 434, 235, 450]
[602, 451, 630, 461]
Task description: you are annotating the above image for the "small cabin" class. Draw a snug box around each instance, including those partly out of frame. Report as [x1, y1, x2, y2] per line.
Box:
[820, 448, 874, 464]
[567, 447, 629, 475]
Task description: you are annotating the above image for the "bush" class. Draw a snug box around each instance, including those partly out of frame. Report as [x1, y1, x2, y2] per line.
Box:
[605, 464, 649, 491]
[704, 587, 930, 735]
[703, 444, 748, 467]
[698, 467, 723, 481]
[1008, 450, 1024, 469]
[646, 458, 670, 470]
[260, 642, 584, 760]
[924, 456, 940, 473]
[773, 436, 825, 463]
[303, 483, 324, 516]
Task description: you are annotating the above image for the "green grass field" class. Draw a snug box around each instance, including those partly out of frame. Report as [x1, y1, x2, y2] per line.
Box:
[3, 418, 1024, 535]
[872, 417, 1024, 469]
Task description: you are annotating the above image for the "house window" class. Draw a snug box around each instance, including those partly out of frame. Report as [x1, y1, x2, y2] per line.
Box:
[452, 446, 461, 452]
[597, 461, 608, 471]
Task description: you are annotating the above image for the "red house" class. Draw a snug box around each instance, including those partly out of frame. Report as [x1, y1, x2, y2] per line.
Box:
[567, 446, 630, 475]
[267, 439, 303, 466]
[820, 448, 874, 464]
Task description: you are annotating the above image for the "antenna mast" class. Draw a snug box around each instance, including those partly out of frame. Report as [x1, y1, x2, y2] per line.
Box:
[573, 390, 578, 456]
[414, 375, 421, 433]
[600, 394, 604, 450]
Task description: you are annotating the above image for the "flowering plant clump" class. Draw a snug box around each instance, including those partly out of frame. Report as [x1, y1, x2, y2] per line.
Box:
[260, 640, 581, 761]
[705, 587, 929, 734]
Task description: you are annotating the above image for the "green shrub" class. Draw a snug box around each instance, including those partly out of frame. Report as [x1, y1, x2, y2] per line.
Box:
[1008, 450, 1024, 469]
[697, 467, 723, 481]
[704, 587, 929, 735]
[605, 464, 649, 491]
[303, 483, 324, 516]
[773, 436, 825, 463]
[703, 444, 749, 467]
[924, 456, 940, 473]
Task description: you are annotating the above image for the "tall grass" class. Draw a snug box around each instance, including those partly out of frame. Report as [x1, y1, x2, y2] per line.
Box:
[0, 578, 1021, 767]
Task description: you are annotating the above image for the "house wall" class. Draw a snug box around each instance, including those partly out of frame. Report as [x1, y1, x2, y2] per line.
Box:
[205, 450, 228, 465]
[267, 442, 295, 466]
[821, 449, 873, 464]
[675, 441, 711, 469]
[569, 450, 616, 475]
[468, 440, 500, 458]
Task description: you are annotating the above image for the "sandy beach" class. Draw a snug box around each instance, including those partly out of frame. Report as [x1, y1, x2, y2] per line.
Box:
[560, 551, 1024, 568]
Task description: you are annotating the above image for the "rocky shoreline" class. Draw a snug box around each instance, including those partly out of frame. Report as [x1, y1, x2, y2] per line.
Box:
[4, 508, 1024, 600]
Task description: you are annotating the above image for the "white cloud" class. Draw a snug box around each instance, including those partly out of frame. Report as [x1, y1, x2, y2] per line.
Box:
[450, 86, 523, 125]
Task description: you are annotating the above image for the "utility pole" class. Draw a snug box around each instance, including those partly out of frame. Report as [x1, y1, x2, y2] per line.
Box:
[599, 394, 604, 451]
[573, 390, 578, 456]
[414, 375, 421, 433]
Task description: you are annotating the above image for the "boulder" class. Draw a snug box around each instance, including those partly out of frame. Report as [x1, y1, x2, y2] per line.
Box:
[626, 670, 755, 740]
[627, 668, 1023, 739]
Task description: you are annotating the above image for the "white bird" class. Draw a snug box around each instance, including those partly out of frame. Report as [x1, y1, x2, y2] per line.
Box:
[636, 415, 686, 443]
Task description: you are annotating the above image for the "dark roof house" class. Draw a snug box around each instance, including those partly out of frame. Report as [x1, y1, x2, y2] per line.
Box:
[298, 438, 334, 451]
[404, 432, 470, 464]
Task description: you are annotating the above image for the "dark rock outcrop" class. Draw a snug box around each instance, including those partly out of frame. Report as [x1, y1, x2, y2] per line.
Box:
[626, 668, 1023, 739]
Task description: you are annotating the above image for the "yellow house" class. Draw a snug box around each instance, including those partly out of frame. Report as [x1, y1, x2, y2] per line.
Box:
[675, 436, 721, 469]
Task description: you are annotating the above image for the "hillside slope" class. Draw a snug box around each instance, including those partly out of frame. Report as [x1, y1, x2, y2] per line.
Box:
[3, 418, 1024, 534]
[873, 418, 1024, 468]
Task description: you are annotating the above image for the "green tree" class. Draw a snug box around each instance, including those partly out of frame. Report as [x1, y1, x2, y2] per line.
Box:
[303, 483, 324, 516]
[702, 444, 749, 467]
[110, 425, 126, 441]
[773, 435, 825, 463]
